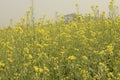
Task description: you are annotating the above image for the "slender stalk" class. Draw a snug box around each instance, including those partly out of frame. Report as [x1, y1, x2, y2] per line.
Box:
[31, 0, 34, 27]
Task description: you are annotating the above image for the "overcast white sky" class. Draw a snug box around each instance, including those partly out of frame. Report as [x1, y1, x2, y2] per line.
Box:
[0, 0, 120, 26]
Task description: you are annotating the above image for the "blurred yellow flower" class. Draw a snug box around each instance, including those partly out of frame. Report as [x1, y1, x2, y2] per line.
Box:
[82, 56, 88, 60]
[24, 47, 29, 53]
[44, 66, 49, 72]
[99, 62, 105, 66]
[61, 51, 65, 56]
[90, 31, 96, 37]
[74, 48, 79, 51]
[78, 16, 83, 22]
[106, 44, 113, 55]
[36, 43, 43, 48]
[98, 50, 105, 55]
[38, 29, 45, 34]
[75, 3, 79, 7]
[28, 54, 33, 59]
[108, 72, 114, 78]
[33, 66, 43, 73]
[7, 58, 14, 63]
[21, 17, 26, 21]
[68, 55, 76, 60]
[0, 62, 5, 67]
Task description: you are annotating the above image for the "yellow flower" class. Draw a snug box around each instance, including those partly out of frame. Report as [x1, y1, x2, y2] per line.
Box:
[43, 44, 49, 47]
[90, 31, 96, 37]
[82, 56, 88, 60]
[28, 54, 33, 59]
[8, 46, 14, 51]
[78, 16, 83, 22]
[99, 62, 105, 66]
[76, 29, 85, 35]
[61, 51, 65, 56]
[34, 66, 39, 72]
[24, 47, 29, 53]
[44, 66, 49, 72]
[106, 44, 113, 55]
[71, 22, 77, 27]
[54, 65, 59, 70]
[96, 5, 99, 8]
[7, 58, 14, 63]
[68, 55, 76, 60]
[38, 29, 45, 34]
[21, 17, 26, 21]
[0, 62, 5, 67]
[38, 68, 43, 73]
[107, 72, 114, 78]
[23, 63, 29, 67]
[15, 26, 23, 34]
[98, 50, 105, 55]
[117, 73, 120, 77]
[33, 66, 43, 73]
[26, 10, 30, 15]
[105, 20, 109, 27]
[36, 43, 43, 48]
[75, 3, 79, 7]
[74, 48, 79, 51]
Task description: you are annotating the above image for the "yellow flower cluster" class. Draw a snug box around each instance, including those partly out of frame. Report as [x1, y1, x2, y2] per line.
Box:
[0, 62, 5, 67]
[33, 66, 43, 73]
[67, 55, 77, 60]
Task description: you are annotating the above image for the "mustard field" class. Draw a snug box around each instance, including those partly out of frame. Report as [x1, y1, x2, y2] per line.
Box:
[0, 0, 120, 80]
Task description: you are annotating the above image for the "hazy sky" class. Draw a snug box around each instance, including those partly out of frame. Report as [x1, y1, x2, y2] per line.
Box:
[0, 0, 120, 26]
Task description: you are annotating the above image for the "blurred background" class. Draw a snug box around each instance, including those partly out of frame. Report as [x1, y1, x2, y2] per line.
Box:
[0, 0, 120, 26]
